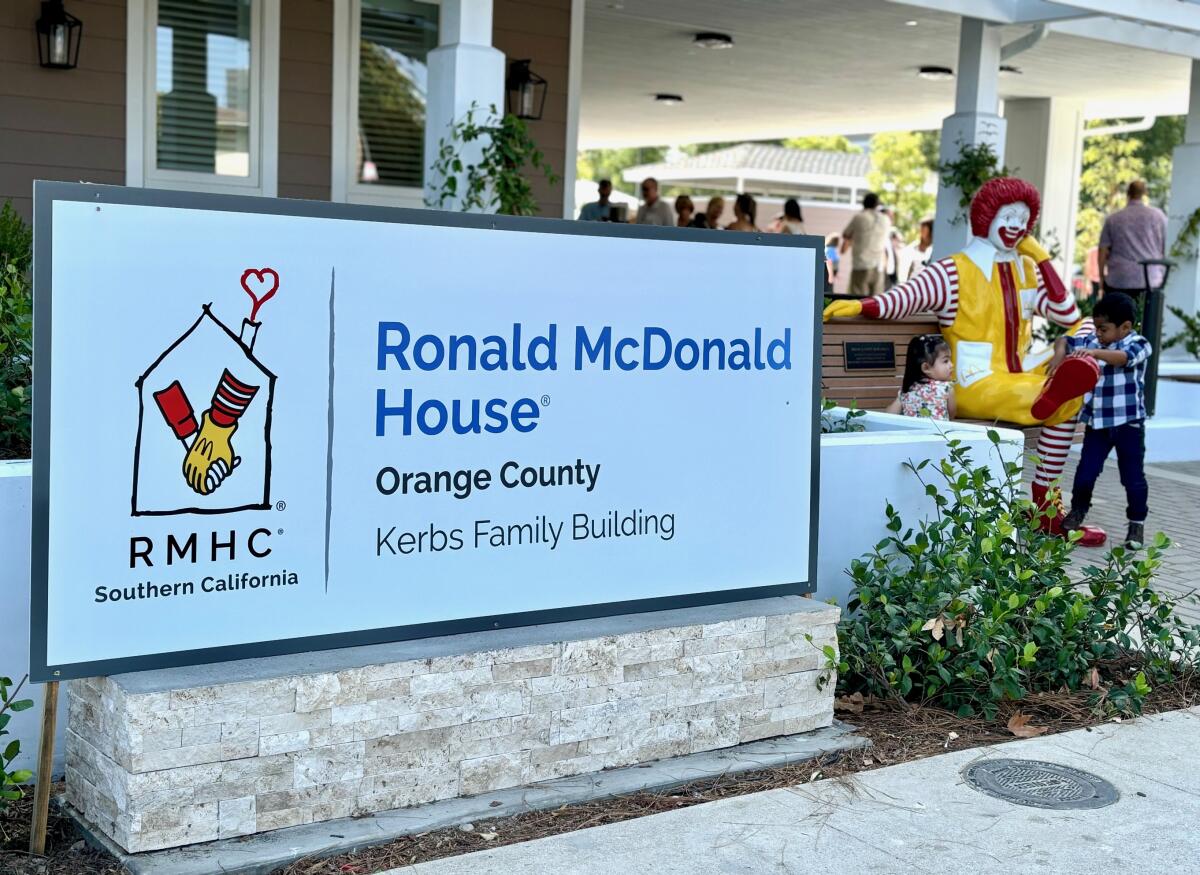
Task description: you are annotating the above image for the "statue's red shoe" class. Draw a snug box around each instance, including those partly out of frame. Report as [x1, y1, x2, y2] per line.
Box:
[1031, 483, 1107, 546]
[1076, 525, 1108, 547]
[1031, 355, 1100, 420]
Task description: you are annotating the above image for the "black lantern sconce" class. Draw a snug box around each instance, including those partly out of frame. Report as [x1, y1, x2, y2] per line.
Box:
[506, 59, 548, 121]
[36, 0, 83, 70]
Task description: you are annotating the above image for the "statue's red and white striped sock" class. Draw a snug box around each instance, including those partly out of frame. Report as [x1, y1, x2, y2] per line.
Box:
[209, 369, 259, 427]
[1033, 420, 1078, 488]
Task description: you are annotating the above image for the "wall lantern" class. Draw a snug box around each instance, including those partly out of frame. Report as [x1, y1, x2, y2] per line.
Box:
[506, 59, 548, 121]
[36, 0, 83, 70]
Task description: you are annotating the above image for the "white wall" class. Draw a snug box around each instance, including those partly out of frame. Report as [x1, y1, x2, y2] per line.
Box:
[1, 460, 65, 778]
[1004, 97, 1084, 280]
[818, 412, 1024, 609]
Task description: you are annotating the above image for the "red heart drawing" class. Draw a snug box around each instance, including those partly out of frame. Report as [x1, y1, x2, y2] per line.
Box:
[241, 268, 279, 322]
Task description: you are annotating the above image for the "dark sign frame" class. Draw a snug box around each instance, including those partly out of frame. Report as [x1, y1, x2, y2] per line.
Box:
[30, 181, 824, 681]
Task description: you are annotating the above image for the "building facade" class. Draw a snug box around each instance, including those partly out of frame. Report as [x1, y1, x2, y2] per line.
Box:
[0, 0, 577, 221]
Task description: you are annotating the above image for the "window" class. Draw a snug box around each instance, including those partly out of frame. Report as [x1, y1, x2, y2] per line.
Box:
[127, 0, 279, 195]
[334, 0, 440, 205]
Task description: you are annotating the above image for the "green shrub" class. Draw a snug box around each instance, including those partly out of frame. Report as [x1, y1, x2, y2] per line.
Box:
[1, 675, 34, 812]
[427, 103, 559, 216]
[0, 201, 32, 273]
[0, 260, 32, 459]
[820, 398, 867, 434]
[1165, 304, 1200, 360]
[830, 431, 1200, 718]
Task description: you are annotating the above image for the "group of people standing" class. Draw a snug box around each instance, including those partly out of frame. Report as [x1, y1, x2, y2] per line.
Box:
[577, 177, 807, 235]
[836, 192, 934, 296]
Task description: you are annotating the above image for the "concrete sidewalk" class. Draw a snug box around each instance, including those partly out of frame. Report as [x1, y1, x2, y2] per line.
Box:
[394, 707, 1200, 874]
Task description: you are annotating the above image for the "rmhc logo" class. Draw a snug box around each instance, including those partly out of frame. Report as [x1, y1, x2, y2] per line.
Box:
[131, 269, 280, 516]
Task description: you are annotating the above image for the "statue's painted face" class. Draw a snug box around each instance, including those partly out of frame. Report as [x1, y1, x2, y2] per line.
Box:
[987, 202, 1030, 251]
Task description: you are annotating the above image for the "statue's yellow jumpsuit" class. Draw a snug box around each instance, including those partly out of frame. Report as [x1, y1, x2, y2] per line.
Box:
[826, 237, 1088, 496]
[942, 250, 1084, 426]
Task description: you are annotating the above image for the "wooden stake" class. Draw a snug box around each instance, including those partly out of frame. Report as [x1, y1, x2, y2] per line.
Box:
[28, 680, 59, 856]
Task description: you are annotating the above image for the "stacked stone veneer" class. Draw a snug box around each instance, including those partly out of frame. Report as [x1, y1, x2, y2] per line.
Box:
[66, 600, 838, 853]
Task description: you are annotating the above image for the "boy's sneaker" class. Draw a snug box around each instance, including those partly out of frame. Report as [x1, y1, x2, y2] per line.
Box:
[1061, 507, 1086, 534]
[1125, 522, 1145, 550]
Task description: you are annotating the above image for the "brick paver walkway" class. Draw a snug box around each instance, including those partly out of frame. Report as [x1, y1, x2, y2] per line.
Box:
[1048, 456, 1200, 626]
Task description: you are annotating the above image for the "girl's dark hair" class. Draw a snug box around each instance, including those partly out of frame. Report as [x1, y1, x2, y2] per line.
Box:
[902, 333, 950, 393]
[784, 198, 803, 221]
[735, 193, 757, 223]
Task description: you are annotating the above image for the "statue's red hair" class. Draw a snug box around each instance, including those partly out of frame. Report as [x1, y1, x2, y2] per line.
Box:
[969, 177, 1040, 238]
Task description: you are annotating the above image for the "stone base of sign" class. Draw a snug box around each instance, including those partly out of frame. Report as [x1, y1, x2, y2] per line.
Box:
[63, 722, 866, 875]
[65, 596, 838, 854]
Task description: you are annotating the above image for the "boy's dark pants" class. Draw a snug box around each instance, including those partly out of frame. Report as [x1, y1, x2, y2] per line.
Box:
[1070, 421, 1149, 522]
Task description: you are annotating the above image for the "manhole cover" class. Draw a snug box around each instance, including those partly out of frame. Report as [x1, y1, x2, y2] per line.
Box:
[962, 758, 1119, 810]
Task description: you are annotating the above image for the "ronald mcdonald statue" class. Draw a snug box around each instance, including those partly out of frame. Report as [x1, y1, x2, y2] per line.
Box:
[824, 177, 1107, 546]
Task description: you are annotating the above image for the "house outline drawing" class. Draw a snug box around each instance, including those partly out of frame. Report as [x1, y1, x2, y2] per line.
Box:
[131, 304, 277, 516]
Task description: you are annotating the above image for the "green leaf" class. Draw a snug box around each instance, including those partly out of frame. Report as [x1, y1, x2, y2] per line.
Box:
[9, 699, 33, 712]
[8, 769, 32, 783]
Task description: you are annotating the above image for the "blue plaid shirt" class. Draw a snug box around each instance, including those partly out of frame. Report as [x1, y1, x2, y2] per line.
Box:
[1064, 331, 1152, 428]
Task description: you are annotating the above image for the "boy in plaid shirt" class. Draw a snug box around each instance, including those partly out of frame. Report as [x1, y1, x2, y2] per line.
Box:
[1048, 293, 1152, 548]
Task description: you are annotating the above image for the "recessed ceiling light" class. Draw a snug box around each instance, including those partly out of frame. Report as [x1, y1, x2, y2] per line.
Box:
[1000, 64, 1022, 75]
[693, 32, 734, 49]
[654, 93, 684, 105]
[905, 20, 919, 26]
[917, 66, 954, 81]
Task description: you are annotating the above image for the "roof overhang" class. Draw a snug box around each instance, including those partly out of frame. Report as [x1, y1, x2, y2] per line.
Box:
[890, 0, 1200, 57]
[580, 0, 1195, 149]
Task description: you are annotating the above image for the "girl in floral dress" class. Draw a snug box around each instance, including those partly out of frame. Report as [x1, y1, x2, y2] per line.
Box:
[886, 334, 956, 420]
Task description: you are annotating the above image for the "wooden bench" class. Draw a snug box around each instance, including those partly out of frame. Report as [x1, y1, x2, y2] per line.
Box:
[822, 316, 1081, 451]
[822, 317, 939, 410]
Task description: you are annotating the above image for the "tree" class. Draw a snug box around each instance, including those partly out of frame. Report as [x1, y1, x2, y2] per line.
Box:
[1076, 121, 1145, 269]
[1075, 115, 1182, 269]
[681, 141, 780, 156]
[1132, 115, 1184, 205]
[576, 147, 667, 195]
[358, 41, 428, 188]
[783, 135, 860, 153]
[867, 131, 936, 239]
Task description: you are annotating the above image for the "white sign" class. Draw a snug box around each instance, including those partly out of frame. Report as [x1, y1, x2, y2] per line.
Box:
[32, 184, 820, 679]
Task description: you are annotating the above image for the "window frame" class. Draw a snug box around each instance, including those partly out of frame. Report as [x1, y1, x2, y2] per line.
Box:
[331, 0, 441, 208]
[126, 0, 280, 196]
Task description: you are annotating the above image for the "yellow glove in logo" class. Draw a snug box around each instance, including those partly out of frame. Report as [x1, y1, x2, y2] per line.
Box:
[183, 412, 239, 495]
[822, 299, 863, 322]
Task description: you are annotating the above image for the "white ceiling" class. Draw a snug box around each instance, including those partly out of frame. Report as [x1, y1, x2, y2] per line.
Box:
[579, 0, 1193, 148]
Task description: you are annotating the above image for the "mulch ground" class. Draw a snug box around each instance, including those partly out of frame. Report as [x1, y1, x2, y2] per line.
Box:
[5, 671, 1197, 875]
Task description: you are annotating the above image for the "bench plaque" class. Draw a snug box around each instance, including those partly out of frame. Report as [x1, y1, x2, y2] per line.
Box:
[843, 341, 896, 371]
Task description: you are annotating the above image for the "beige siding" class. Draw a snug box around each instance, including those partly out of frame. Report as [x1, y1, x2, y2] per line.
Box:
[494, 0, 570, 218]
[0, 0, 571, 219]
[278, 0, 333, 201]
[0, 0, 127, 221]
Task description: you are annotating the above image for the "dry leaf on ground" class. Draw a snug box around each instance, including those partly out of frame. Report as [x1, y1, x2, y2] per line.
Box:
[834, 692, 865, 714]
[1007, 711, 1049, 738]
